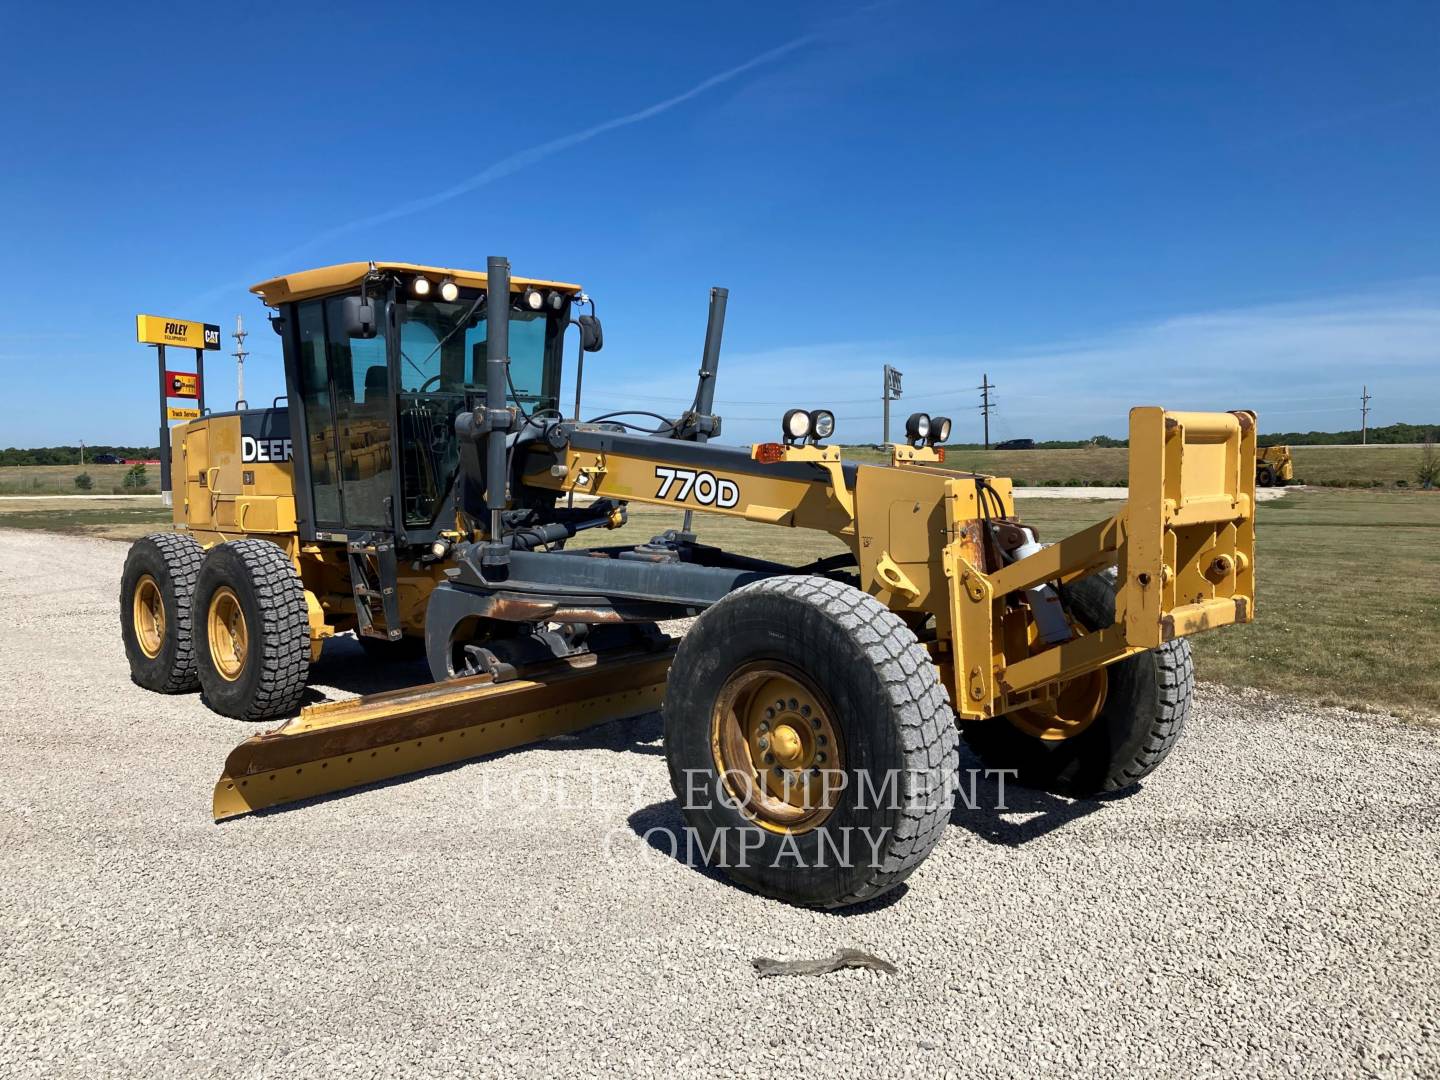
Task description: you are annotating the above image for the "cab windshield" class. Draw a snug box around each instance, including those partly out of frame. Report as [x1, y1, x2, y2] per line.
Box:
[395, 298, 551, 406]
[395, 297, 558, 528]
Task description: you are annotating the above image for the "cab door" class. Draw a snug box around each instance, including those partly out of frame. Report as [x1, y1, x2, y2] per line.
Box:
[291, 297, 397, 534]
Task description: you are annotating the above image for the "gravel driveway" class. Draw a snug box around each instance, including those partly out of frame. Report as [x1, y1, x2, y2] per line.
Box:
[2, 530, 1436, 1078]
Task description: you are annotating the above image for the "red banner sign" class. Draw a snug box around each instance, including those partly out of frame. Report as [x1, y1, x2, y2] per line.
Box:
[167, 370, 200, 399]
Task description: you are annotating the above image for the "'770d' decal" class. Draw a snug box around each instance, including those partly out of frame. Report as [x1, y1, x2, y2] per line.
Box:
[653, 467, 740, 508]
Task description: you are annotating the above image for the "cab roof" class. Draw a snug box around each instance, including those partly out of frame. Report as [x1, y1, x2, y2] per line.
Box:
[249, 261, 583, 306]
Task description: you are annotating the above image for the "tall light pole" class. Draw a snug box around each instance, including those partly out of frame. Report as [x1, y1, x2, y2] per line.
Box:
[232, 315, 249, 406]
[883, 364, 903, 444]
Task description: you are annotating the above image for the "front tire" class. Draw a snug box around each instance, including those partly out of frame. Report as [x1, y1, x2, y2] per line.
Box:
[962, 574, 1194, 797]
[120, 532, 205, 693]
[662, 576, 959, 909]
[194, 539, 311, 720]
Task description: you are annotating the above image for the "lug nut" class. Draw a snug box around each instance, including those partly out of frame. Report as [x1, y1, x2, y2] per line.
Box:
[764, 752, 775, 765]
[811, 717, 822, 729]
[758, 737, 769, 751]
[817, 734, 827, 746]
[764, 707, 775, 720]
[799, 704, 811, 717]
[816, 752, 827, 763]
[787, 698, 798, 710]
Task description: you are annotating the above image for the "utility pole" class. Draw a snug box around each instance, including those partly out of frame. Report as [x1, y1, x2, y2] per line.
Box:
[978, 373, 995, 449]
[232, 314, 249, 406]
[1361, 385, 1371, 444]
[79, 440, 85, 467]
[882, 365, 903, 444]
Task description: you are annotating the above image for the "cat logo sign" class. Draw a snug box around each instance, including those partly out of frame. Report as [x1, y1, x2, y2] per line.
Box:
[167, 407, 201, 421]
[136, 315, 222, 350]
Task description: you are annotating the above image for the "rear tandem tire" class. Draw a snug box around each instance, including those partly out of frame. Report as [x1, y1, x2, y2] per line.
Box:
[961, 574, 1194, 798]
[120, 532, 205, 693]
[194, 539, 312, 721]
[662, 575, 959, 909]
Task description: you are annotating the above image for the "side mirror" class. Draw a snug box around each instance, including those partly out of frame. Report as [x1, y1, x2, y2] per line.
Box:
[577, 314, 603, 353]
[339, 296, 378, 340]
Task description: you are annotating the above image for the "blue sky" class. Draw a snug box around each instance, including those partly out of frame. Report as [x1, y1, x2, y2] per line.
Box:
[1, 1, 1437, 446]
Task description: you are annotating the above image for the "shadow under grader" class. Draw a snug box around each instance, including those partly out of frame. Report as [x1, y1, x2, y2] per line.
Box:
[299, 635, 433, 704]
[947, 742, 1133, 847]
[623, 799, 912, 914]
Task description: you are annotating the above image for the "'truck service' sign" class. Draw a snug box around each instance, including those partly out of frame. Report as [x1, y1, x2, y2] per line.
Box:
[136, 314, 222, 351]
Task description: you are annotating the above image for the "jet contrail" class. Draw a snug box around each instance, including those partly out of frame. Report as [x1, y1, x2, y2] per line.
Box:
[194, 32, 816, 305]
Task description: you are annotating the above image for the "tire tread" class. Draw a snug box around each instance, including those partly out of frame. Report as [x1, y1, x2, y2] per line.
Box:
[200, 539, 310, 720]
[120, 532, 205, 693]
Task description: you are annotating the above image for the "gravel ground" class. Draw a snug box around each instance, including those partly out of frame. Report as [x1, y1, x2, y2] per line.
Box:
[2, 529, 1436, 1079]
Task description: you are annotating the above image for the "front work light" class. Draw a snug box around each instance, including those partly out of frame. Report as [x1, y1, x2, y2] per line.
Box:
[522, 287, 545, 311]
[812, 409, 836, 440]
[782, 409, 812, 443]
[930, 416, 952, 444]
[546, 290, 567, 312]
[438, 278, 459, 302]
[412, 276, 432, 297]
[905, 412, 931, 442]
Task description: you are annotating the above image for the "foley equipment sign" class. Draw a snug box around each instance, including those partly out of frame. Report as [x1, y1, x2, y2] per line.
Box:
[136, 314, 222, 351]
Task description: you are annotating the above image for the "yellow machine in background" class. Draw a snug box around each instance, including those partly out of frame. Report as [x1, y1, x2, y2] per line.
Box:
[120, 256, 1257, 909]
[1256, 444, 1295, 487]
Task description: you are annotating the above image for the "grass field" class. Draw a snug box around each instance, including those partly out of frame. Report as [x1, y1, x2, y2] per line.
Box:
[840, 442, 1433, 488]
[2, 487, 1434, 716]
[0, 463, 159, 495]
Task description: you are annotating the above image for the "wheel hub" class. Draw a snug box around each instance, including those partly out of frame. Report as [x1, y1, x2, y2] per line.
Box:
[133, 574, 165, 659]
[207, 586, 249, 682]
[710, 665, 845, 834]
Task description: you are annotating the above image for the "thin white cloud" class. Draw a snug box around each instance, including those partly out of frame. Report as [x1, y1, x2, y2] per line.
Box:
[190, 32, 818, 308]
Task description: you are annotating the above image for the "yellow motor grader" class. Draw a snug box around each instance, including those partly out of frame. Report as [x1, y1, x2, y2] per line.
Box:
[120, 257, 1256, 908]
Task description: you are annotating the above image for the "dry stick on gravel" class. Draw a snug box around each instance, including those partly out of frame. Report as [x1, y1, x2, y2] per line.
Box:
[751, 949, 898, 978]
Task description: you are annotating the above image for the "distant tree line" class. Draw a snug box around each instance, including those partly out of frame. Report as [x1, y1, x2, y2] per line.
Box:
[939, 422, 1434, 450]
[0, 445, 160, 466]
[1254, 422, 1436, 447]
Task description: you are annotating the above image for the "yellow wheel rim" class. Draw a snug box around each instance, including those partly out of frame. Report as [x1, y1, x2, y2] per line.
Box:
[132, 574, 165, 659]
[1008, 665, 1108, 741]
[710, 664, 845, 835]
[207, 586, 249, 682]
[1007, 622, 1109, 741]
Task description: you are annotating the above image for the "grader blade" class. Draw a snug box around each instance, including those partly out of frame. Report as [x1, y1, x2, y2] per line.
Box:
[213, 646, 674, 820]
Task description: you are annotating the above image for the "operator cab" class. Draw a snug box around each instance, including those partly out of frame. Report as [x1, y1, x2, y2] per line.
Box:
[252, 262, 588, 547]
